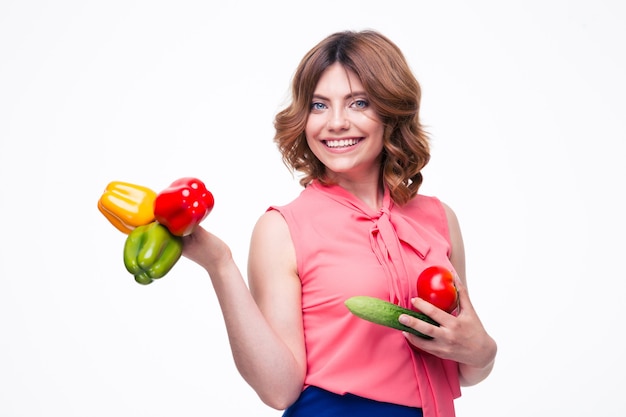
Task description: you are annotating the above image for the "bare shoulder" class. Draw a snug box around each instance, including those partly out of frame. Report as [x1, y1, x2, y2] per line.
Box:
[248, 209, 298, 295]
[250, 209, 294, 257]
[252, 208, 287, 233]
[440, 201, 460, 231]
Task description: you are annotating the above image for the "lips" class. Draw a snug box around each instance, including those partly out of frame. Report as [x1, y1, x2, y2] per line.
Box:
[324, 138, 361, 148]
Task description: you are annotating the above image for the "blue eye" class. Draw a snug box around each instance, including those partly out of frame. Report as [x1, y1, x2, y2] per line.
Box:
[311, 102, 327, 111]
[353, 99, 369, 109]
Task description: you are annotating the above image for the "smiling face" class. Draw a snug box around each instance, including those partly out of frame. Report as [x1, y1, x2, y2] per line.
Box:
[305, 62, 385, 184]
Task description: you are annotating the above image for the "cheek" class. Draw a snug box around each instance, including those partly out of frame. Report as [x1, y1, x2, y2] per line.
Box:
[304, 126, 321, 154]
[365, 120, 385, 147]
[356, 112, 384, 135]
[305, 116, 324, 138]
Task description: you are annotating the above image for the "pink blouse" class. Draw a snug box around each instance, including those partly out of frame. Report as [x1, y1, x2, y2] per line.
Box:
[270, 181, 461, 417]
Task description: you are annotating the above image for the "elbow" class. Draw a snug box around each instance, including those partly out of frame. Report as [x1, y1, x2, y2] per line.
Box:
[249, 372, 304, 411]
[259, 388, 302, 411]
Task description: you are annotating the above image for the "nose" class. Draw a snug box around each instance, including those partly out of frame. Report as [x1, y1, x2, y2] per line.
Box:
[327, 107, 350, 131]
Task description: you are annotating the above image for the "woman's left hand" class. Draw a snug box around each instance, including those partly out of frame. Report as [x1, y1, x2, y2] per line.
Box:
[399, 279, 497, 371]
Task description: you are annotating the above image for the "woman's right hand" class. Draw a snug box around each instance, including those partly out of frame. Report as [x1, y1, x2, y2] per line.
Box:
[181, 225, 233, 273]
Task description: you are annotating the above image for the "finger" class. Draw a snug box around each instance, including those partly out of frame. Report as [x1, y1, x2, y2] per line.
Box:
[410, 296, 452, 324]
[399, 313, 438, 339]
[403, 331, 432, 349]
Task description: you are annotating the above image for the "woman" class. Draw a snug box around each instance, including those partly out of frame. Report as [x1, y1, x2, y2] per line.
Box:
[183, 30, 497, 417]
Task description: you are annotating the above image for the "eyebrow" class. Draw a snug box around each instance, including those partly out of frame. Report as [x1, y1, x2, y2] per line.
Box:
[312, 91, 368, 101]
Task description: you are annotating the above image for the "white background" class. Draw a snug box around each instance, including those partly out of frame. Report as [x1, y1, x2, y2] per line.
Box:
[1, 1, 625, 416]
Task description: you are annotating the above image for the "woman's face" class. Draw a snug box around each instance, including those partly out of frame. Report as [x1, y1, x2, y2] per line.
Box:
[305, 62, 384, 183]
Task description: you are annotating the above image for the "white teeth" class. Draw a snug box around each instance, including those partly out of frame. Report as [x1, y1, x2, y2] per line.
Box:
[326, 138, 359, 148]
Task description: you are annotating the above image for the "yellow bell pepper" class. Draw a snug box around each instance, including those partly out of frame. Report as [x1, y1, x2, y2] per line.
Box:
[98, 181, 157, 234]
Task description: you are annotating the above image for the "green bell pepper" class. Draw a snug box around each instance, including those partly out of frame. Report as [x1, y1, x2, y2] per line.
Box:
[123, 222, 183, 285]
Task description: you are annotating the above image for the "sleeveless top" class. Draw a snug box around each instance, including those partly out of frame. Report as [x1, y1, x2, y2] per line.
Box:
[269, 181, 461, 417]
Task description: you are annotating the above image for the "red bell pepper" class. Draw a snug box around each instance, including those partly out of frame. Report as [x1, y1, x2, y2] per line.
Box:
[153, 177, 214, 236]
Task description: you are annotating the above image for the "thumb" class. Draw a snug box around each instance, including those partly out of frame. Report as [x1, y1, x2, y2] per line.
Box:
[454, 277, 474, 315]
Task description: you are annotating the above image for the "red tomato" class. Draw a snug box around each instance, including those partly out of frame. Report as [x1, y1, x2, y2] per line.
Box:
[416, 266, 459, 313]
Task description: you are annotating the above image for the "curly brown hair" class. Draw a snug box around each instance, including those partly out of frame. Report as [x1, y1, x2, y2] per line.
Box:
[274, 30, 430, 205]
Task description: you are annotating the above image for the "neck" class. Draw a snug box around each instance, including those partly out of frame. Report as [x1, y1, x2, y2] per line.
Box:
[338, 179, 384, 211]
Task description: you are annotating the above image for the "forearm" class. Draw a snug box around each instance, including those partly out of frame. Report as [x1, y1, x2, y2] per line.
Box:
[458, 335, 497, 387]
[207, 259, 305, 409]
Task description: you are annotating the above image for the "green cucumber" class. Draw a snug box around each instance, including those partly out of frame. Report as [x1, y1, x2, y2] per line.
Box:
[345, 295, 439, 340]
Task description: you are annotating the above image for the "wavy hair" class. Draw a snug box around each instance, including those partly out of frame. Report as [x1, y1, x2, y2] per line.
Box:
[274, 30, 430, 205]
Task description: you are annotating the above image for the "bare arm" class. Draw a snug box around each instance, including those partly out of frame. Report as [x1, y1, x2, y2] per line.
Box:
[182, 210, 306, 409]
[400, 202, 497, 386]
